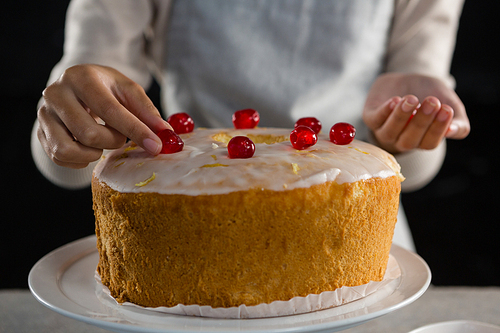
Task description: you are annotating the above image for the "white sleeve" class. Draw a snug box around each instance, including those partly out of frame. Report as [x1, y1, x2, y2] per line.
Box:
[48, 0, 155, 87]
[396, 140, 447, 193]
[367, 131, 447, 193]
[32, 0, 156, 189]
[387, 0, 464, 87]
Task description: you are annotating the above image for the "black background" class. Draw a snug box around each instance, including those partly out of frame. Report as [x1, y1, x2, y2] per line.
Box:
[1, 1, 499, 289]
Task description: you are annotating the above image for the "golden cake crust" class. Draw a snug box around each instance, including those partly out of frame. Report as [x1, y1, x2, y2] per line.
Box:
[92, 174, 400, 308]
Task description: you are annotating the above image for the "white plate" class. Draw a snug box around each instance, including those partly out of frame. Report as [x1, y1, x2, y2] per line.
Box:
[408, 320, 500, 333]
[29, 235, 431, 333]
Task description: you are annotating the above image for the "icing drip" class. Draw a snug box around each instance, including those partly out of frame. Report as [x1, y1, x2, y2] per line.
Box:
[93, 128, 403, 195]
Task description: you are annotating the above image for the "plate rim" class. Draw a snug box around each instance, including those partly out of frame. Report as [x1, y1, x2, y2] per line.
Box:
[29, 235, 431, 333]
[408, 320, 500, 333]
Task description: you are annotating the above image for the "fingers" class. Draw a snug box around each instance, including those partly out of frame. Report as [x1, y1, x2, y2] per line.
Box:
[42, 82, 127, 150]
[37, 65, 172, 168]
[111, 76, 171, 135]
[363, 96, 401, 130]
[37, 104, 105, 169]
[377, 95, 420, 147]
[419, 104, 454, 149]
[370, 95, 454, 153]
[363, 73, 470, 153]
[397, 96, 443, 150]
[61, 65, 169, 154]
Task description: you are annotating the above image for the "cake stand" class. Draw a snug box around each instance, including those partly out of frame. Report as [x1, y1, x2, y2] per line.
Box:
[29, 235, 431, 333]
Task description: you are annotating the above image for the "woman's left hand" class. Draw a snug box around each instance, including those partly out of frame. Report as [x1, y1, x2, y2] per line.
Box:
[362, 73, 470, 154]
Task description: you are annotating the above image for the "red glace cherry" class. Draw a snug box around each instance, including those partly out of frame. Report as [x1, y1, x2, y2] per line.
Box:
[290, 125, 318, 150]
[294, 117, 322, 134]
[330, 122, 356, 145]
[157, 129, 184, 154]
[232, 109, 260, 129]
[167, 112, 194, 134]
[227, 136, 255, 158]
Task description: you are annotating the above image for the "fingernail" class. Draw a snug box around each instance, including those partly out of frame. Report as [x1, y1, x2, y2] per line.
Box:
[388, 97, 399, 110]
[143, 138, 161, 155]
[437, 105, 452, 122]
[422, 99, 438, 115]
[402, 96, 419, 112]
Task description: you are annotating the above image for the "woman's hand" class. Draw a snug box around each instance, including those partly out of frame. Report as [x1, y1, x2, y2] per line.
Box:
[363, 73, 470, 154]
[37, 64, 171, 168]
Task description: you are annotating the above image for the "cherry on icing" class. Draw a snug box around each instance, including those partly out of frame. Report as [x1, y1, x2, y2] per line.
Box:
[294, 117, 322, 134]
[232, 109, 260, 129]
[330, 122, 356, 145]
[157, 129, 184, 154]
[290, 125, 318, 150]
[167, 112, 195, 134]
[227, 136, 255, 158]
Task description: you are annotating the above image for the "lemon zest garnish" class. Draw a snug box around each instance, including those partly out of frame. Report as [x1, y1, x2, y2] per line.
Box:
[291, 163, 300, 175]
[124, 145, 137, 152]
[295, 149, 318, 154]
[246, 134, 288, 144]
[201, 163, 229, 168]
[211, 154, 217, 161]
[136, 162, 144, 167]
[354, 148, 369, 155]
[211, 132, 288, 145]
[211, 133, 233, 144]
[114, 161, 125, 168]
[116, 153, 128, 161]
[135, 173, 156, 187]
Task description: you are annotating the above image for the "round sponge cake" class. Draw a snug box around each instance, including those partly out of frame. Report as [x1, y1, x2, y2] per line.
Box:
[91, 127, 404, 308]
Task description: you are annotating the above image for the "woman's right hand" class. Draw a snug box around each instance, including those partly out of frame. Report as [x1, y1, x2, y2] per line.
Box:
[37, 64, 172, 169]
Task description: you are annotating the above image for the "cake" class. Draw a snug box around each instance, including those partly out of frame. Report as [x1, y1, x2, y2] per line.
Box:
[91, 126, 404, 309]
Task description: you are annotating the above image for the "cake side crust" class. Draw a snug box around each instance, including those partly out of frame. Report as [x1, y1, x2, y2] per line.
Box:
[92, 175, 400, 308]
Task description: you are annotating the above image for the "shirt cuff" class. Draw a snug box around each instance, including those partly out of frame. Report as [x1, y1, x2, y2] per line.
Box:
[395, 140, 446, 192]
[367, 131, 446, 192]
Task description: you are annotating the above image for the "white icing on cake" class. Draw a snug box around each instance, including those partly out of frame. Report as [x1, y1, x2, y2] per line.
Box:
[93, 128, 403, 195]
